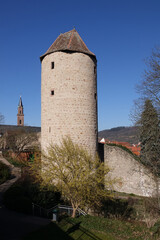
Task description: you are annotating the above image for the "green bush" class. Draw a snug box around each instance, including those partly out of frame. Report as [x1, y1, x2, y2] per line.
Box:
[102, 198, 135, 220]
[0, 162, 11, 184]
[151, 219, 160, 236]
[5, 195, 32, 214]
[28, 184, 61, 208]
[4, 181, 32, 213]
[4, 178, 61, 214]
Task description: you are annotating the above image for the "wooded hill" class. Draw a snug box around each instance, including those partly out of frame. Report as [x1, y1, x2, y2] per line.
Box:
[98, 126, 139, 144]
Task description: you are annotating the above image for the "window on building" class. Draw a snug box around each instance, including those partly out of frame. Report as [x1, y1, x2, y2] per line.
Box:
[51, 62, 54, 69]
[94, 66, 96, 74]
[19, 120, 21, 124]
[51, 90, 54, 96]
[94, 93, 97, 100]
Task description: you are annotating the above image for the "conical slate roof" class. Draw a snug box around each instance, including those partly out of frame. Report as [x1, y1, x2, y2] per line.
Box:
[40, 29, 96, 61]
[18, 96, 23, 107]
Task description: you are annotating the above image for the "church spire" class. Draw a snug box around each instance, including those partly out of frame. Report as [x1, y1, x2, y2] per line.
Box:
[17, 96, 24, 126]
[18, 96, 23, 107]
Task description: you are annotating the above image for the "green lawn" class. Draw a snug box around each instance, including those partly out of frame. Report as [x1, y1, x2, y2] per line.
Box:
[23, 215, 157, 240]
[23, 222, 73, 240]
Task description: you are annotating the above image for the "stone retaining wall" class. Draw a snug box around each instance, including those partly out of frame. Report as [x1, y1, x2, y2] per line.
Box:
[104, 144, 158, 197]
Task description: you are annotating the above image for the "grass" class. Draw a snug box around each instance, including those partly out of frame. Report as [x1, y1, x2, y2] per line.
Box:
[23, 215, 157, 240]
[23, 222, 73, 240]
[0, 161, 11, 184]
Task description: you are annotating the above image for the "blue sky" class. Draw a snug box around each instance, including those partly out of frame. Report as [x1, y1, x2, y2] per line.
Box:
[0, 0, 160, 130]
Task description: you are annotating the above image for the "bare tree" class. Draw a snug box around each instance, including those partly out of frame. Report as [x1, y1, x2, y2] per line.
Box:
[137, 46, 160, 109]
[0, 113, 4, 124]
[5, 130, 39, 158]
[131, 46, 160, 124]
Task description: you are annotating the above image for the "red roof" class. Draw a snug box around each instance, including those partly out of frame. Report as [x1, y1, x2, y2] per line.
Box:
[40, 29, 96, 61]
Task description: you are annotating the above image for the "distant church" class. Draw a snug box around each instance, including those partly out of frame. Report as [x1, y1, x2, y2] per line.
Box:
[17, 96, 24, 126]
[40, 29, 98, 156]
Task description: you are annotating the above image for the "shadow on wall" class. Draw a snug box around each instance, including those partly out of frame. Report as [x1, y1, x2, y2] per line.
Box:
[98, 143, 104, 162]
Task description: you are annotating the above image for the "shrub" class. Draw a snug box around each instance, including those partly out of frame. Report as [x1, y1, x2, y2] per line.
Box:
[102, 198, 134, 220]
[3, 178, 61, 214]
[0, 162, 11, 184]
[4, 181, 32, 213]
[151, 219, 160, 237]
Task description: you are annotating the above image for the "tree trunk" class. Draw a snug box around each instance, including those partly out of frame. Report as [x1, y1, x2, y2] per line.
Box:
[155, 177, 160, 210]
[71, 207, 77, 218]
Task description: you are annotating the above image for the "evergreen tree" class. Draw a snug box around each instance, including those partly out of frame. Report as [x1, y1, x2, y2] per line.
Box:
[139, 99, 160, 176]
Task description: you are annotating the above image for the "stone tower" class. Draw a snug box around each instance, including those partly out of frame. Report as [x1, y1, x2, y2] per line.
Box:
[40, 29, 97, 156]
[17, 96, 24, 126]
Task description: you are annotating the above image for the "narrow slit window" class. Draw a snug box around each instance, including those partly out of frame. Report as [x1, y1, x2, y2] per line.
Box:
[19, 120, 21, 124]
[94, 66, 96, 74]
[94, 93, 97, 100]
[51, 62, 54, 69]
[51, 90, 54, 96]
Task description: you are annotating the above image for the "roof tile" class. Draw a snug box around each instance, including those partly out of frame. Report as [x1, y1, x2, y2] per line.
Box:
[40, 29, 96, 61]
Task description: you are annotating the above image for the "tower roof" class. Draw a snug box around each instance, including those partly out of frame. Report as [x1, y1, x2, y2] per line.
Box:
[40, 29, 96, 61]
[18, 96, 23, 107]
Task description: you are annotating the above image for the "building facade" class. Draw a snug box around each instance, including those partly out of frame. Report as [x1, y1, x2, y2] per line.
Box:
[41, 29, 98, 156]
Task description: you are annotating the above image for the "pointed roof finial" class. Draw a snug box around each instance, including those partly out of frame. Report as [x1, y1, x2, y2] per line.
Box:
[18, 96, 23, 107]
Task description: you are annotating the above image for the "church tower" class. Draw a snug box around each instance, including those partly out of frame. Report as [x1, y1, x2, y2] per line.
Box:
[40, 29, 98, 156]
[17, 96, 24, 126]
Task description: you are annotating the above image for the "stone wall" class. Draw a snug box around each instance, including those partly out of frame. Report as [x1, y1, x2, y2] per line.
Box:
[41, 51, 97, 156]
[104, 144, 158, 197]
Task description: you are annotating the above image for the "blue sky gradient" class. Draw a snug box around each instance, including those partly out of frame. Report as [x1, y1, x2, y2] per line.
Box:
[0, 0, 160, 130]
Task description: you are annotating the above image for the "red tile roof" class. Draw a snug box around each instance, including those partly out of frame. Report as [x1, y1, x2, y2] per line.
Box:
[40, 29, 96, 61]
[100, 139, 141, 156]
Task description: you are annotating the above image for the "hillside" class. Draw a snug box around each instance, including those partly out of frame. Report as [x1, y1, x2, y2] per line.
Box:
[98, 126, 139, 144]
[0, 125, 41, 134]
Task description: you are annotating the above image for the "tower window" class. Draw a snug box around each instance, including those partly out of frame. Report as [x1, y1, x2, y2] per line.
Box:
[94, 93, 97, 100]
[94, 66, 96, 74]
[51, 62, 54, 69]
[51, 90, 54, 96]
[19, 120, 21, 124]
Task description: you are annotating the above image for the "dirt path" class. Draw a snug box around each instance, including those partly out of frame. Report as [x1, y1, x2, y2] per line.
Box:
[0, 153, 21, 196]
